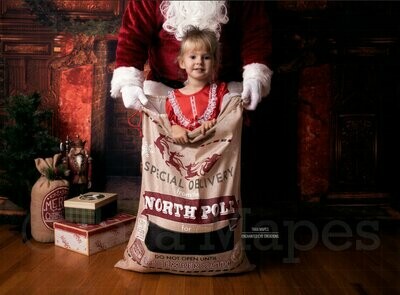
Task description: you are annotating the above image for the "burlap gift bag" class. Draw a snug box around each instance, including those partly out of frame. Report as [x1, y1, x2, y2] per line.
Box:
[31, 153, 69, 242]
[115, 95, 254, 275]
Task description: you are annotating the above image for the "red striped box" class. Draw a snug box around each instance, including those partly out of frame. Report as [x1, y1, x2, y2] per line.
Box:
[54, 213, 135, 255]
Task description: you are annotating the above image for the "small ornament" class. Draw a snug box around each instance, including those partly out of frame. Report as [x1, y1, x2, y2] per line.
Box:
[64, 135, 93, 196]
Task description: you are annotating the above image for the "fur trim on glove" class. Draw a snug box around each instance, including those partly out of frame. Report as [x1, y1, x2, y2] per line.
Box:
[110, 67, 145, 98]
[243, 63, 273, 97]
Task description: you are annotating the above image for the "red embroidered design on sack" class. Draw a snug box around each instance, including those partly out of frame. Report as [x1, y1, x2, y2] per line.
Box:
[154, 134, 222, 179]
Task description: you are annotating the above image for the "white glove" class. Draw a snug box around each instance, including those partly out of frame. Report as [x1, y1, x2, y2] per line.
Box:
[121, 85, 148, 110]
[242, 79, 262, 111]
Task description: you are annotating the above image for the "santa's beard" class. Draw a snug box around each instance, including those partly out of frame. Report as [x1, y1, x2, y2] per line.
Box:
[160, 1, 229, 41]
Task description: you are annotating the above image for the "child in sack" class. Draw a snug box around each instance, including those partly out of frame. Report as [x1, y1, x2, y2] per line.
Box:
[166, 25, 229, 144]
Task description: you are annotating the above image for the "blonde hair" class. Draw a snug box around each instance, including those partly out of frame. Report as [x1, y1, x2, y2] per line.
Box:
[177, 26, 220, 81]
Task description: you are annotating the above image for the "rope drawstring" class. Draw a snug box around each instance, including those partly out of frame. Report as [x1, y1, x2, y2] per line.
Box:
[127, 110, 143, 138]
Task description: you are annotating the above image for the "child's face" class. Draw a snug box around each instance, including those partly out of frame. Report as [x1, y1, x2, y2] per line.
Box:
[179, 44, 213, 83]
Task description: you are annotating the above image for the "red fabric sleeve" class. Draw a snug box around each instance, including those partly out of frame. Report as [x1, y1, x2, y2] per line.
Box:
[115, 1, 160, 70]
[217, 1, 272, 82]
[232, 1, 272, 67]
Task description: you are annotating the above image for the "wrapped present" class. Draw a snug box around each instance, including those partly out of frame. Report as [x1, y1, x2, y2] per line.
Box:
[64, 192, 118, 224]
[54, 213, 135, 255]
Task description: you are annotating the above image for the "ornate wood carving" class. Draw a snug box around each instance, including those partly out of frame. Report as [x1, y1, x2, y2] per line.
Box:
[335, 114, 377, 190]
[54, 0, 120, 15]
[278, 0, 328, 11]
[331, 41, 398, 194]
[3, 43, 51, 55]
[50, 35, 97, 69]
[1, 0, 27, 14]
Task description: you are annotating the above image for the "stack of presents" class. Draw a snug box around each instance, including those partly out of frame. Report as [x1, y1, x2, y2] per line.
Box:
[54, 192, 135, 255]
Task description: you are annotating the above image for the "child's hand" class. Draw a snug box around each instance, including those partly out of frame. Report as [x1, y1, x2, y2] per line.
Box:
[171, 125, 189, 144]
[200, 119, 216, 135]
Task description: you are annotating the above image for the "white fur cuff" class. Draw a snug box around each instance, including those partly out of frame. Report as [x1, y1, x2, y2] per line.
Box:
[243, 63, 273, 97]
[110, 66, 145, 98]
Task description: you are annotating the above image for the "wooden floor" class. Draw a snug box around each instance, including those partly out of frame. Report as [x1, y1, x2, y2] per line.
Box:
[0, 221, 399, 295]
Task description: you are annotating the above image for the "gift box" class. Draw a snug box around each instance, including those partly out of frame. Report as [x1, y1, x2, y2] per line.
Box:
[64, 192, 118, 224]
[54, 213, 135, 255]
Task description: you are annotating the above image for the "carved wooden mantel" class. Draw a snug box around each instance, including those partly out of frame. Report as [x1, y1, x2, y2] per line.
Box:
[0, 0, 123, 153]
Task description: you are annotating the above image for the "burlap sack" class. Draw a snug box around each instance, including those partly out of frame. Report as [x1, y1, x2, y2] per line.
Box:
[115, 95, 254, 275]
[31, 153, 69, 242]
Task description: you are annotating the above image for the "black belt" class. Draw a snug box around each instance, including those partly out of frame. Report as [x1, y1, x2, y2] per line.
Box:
[145, 222, 234, 255]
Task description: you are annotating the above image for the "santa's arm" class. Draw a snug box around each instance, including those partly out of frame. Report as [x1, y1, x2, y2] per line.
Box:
[110, 1, 158, 99]
[235, 2, 273, 109]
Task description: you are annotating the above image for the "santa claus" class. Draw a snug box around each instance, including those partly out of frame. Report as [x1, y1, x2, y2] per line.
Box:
[110, 0, 273, 111]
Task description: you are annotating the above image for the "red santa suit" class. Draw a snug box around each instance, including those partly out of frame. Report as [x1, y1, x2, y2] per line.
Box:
[111, 1, 273, 109]
[166, 82, 228, 131]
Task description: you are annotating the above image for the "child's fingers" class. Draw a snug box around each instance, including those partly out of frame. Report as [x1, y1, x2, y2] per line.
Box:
[201, 125, 206, 135]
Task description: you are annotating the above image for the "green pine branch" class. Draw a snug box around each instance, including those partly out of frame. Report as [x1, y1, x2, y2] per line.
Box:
[24, 0, 121, 36]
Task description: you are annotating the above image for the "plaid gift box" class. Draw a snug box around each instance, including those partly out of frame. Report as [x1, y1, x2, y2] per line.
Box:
[64, 192, 118, 224]
[54, 213, 135, 256]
